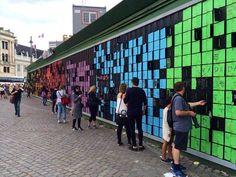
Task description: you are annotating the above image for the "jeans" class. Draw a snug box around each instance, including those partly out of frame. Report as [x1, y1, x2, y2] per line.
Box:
[57, 102, 66, 120]
[14, 100, 21, 117]
[128, 114, 143, 146]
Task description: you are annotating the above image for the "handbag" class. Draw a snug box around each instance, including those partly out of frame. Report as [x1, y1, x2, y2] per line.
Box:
[10, 95, 15, 104]
[58, 91, 70, 106]
[115, 95, 127, 125]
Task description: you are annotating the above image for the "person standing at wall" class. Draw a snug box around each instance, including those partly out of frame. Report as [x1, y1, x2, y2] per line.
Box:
[88, 85, 101, 128]
[11, 84, 24, 117]
[41, 86, 48, 106]
[124, 77, 147, 151]
[72, 86, 83, 131]
[56, 85, 67, 123]
[50, 87, 58, 114]
[161, 96, 173, 162]
[116, 83, 131, 146]
[171, 82, 206, 177]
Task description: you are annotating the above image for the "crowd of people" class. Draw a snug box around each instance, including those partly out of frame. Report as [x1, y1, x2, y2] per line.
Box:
[5, 78, 206, 177]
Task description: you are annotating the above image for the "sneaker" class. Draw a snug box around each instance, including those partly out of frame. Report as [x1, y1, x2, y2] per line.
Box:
[72, 127, 78, 131]
[118, 142, 124, 146]
[58, 120, 61, 124]
[172, 168, 187, 177]
[93, 125, 98, 129]
[63, 120, 67, 124]
[180, 164, 186, 171]
[78, 127, 84, 131]
[161, 158, 172, 163]
[129, 146, 138, 151]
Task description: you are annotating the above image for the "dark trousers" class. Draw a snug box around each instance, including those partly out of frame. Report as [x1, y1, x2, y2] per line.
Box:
[43, 97, 47, 106]
[129, 115, 143, 146]
[14, 100, 21, 117]
[52, 100, 57, 113]
[117, 120, 131, 144]
[89, 107, 97, 122]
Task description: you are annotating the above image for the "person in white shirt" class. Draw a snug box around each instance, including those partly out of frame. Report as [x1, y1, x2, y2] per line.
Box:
[116, 83, 131, 146]
[56, 85, 67, 123]
[161, 96, 173, 163]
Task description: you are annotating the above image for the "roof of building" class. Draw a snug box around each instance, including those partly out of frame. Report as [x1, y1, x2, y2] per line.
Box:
[27, 0, 192, 72]
[15, 44, 44, 58]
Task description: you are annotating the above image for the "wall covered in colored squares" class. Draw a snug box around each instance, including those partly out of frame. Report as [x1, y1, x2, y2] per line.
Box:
[29, 0, 236, 167]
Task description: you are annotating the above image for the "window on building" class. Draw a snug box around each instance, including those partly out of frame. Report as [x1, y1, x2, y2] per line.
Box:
[2, 41, 4, 49]
[1, 41, 8, 49]
[2, 53, 4, 61]
[5, 54, 8, 62]
[24, 65, 27, 72]
[7, 67, 9, 73]
[17, 64, 21, 72]
[5, 42, 8, 50]
[3, 67, 10, 73]
[82, 11, 97, 24]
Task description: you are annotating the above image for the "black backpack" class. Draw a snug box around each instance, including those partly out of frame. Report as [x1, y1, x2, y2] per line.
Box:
[167, 94, 180, 128]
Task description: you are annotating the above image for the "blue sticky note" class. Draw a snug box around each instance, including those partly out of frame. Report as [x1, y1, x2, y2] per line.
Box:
[160, 59, 166, 69]
[160, 79, 166, 89]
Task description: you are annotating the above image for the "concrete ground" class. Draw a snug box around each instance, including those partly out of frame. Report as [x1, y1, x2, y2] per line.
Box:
[0, 96, 234, 177]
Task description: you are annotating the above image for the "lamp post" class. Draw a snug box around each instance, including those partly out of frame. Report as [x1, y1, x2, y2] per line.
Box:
[29, 36, 33, 64]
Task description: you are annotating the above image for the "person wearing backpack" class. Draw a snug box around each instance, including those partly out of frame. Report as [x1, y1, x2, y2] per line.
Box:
[161, 96, 173, 163]
[171, 82, 206, 177]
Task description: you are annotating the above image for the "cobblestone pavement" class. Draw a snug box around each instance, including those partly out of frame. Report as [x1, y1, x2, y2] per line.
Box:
[0, 96, 234, 177]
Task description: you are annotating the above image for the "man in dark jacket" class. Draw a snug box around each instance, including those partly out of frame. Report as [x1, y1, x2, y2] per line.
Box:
[124, 77, 147, 151]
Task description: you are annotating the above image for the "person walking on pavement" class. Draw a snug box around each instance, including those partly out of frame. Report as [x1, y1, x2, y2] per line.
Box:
[171, 82, 206, 177]
[50, 87, 58, 114]
[71, 86, 83, 131]
[87, 85, 101, 128]
[56, 85, 67, 123]
[116, 83, 131, 146]
[161, 96, 173, 163]
[11, 84, 24, 117]
[124, 77, 147, 151]
[41, 86, 48, 106]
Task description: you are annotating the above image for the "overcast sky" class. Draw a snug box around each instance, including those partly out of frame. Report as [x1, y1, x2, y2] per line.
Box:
[0, 0, 122, 50]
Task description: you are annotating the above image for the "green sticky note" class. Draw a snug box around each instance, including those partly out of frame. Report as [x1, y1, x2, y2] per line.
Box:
[174, 56, 182, 67]
[202, 64, 212, 77]
[192, 3, 202, 17]
[175, 45, 182, 57]
[192, 65, 201, 77]
[202, 25, 211, 39]
[224, 146, 231, 161]
[213, 63, 225, 77]
[201, 115, 210, 129]
[227, 18, 236, 33]
[183, 7, 192, 20]
[201, 128, 209, 141]
[226, 119, 236, 134]
[174, 68, 182, 78]
[202, 51, 213, 64]
[192, 53, 201, 65]
[192, 41, 200, 54]
[191, 127, 200, 138]
[212, 143, 223, 159]
[213, 91, 225, 104]
[167, 37, 172, 48]
[226, 77, 236, 90]
[203, 12, 213, 26]
[201, 140, 211, 154]
[191, 137, 200, 151]
[214, 21, 225, 36]
[183, 31, 191, 44]
[183, 19, 192, 32]
[227, 48, 236, 62]
[183, 43, 191, 55]
[226, 34, 232, 48]
[192, 15, 202, 29]
[192, 78, 196, 89]
[203, 0, 213, 13]
[213, 49, 225, 63]
[183, 55, 191, 66]
[175, 22, 182, 34]
[227, 3, 236, 19]
[167, 79, 174, 89]
[213, 130, 224, 145]
[226, 62, 236, 76]
[213, 104, 225, 117]
[226, 91, 233, 104]
[213, 77, 225, 90]
[167, 68, 174, 78]
[225, 133, 236, 148]
[175, 34, 182, 45]
[202, 38, 213, 52]
[226, 105, 236, 119]
[231, 149, 236, 163]
[214, 0, 225, 8]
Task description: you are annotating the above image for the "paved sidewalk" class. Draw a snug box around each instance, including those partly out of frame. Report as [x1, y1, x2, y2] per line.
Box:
[0, 97, 234, 177]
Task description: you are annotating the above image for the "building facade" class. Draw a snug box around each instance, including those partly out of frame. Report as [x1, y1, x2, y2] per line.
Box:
[28, 0, 236, 169]
[73, 5, 106, 34]
[0, 27, 16, 80]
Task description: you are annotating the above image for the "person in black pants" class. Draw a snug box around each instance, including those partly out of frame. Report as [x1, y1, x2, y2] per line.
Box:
[124, 77, 147, 151]
[50, 87, 58, 114]
[88, 85, 101, 128]
[11, 84, 24, 117]
[116, 83, 131, 146]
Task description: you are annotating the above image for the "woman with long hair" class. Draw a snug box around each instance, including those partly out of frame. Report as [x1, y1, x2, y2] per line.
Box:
[72, 86, 83, 131]
[88, 85, 101, 128]
[56, 85, 67, 123]
[116, 83, 131, 146]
